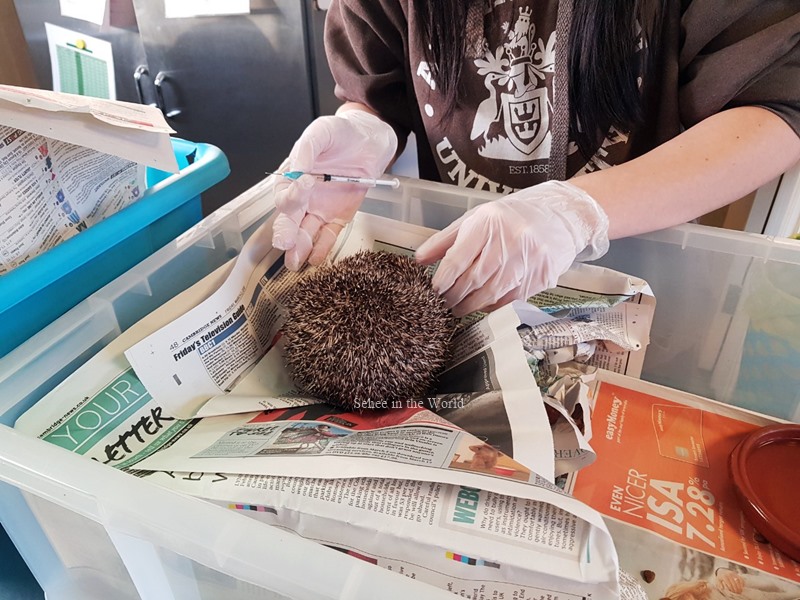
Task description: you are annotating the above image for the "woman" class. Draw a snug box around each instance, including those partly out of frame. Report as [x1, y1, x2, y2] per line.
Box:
[271, 0, 800, 316]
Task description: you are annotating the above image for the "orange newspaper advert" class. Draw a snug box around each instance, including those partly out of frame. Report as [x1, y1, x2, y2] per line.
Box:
[567, 371, 800, 584]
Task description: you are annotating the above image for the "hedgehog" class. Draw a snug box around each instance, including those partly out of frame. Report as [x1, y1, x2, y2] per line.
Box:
[282, 251, 455, 411]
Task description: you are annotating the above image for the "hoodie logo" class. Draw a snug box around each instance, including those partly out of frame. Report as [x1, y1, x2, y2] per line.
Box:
[501, 87, 548, 155]
[471, 6, 555, 161]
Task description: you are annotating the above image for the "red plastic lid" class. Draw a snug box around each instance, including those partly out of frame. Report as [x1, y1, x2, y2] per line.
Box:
[729, 424, 800, 562]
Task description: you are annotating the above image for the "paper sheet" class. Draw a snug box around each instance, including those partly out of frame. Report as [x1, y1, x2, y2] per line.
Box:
[0, 84, 178, 172]
[46, 23, 115, 100]
[58, 0, 108, 26]
[164, 0, 249, 18]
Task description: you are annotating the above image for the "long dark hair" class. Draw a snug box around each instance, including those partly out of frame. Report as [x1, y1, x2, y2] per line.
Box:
[415, 0, 665, 161]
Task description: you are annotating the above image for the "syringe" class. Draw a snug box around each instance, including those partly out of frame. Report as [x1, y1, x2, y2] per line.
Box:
[268, 170, 400, 189]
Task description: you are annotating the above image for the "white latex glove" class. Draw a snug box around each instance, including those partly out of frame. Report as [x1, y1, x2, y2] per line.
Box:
[271, 109, 398, 271]
[415, 180, 610, 316]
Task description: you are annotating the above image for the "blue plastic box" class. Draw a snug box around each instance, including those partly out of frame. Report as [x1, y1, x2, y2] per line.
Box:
[0, 138, 229, 358]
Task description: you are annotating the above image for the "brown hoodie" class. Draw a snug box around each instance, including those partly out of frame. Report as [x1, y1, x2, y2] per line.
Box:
[325, 0, 800, 192]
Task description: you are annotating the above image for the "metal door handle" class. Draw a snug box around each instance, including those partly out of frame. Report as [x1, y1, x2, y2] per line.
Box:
[133, 65, 151, 105]
[153, 71, 182, 119]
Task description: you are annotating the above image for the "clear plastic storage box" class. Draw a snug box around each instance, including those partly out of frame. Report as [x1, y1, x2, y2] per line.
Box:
[0, 138, 230, 359]
[1, 176, 799, 599]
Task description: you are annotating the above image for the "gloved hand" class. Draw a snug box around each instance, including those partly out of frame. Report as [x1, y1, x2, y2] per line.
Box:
[271, 109, 398, 271]
[415, 180, 610, 316]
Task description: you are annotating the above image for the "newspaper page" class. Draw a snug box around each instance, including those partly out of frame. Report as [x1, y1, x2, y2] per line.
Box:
[429, 305, 554, 471]
[139, 469, 625, 600]
[124, 214, 293, 418]
[564, 370, 800, 586]
[517, 263, 655, 379]
[542, 364, 598, 477]
[126, 373, 560, 486]
[508, 265, 655, 479]
[605, 519, 800, 600]
[0, 125, 146, 274]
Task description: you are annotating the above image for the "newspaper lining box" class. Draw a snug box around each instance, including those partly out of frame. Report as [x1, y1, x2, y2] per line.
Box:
[1, 176, 799, 598]
[0, 137, 230, 359]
